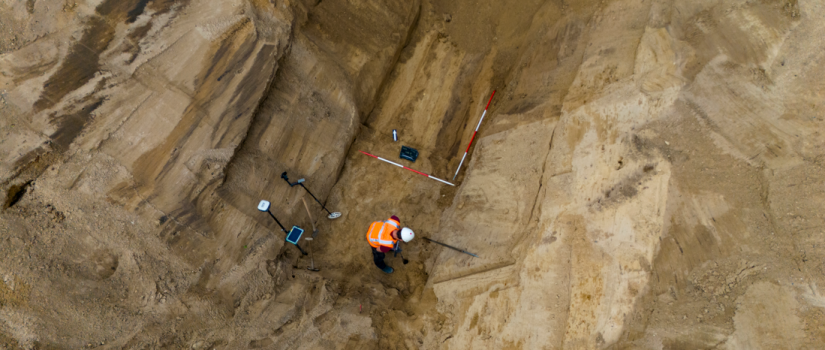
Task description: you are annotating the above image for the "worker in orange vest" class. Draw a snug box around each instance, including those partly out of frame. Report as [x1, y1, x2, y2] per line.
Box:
[366, 215, 415, 274]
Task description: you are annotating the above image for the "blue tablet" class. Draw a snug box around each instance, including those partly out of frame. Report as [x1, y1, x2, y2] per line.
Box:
[285, 226, 304, 245]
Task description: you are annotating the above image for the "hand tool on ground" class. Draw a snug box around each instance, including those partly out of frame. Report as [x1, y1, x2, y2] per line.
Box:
[393, 241, 409, 265]
[301, 197, 319, 238]
[453, 90, 496, 180]
[282, 172, 342, 219]
[304, 237, 320, 271]
[423, 237, 479, 258]
[257, 200, 307, 255]
[359, 151, 455, 186]
[397, 251, 409, 265]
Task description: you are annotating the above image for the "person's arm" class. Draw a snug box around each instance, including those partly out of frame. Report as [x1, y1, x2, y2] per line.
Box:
[379, 245, 393, 253]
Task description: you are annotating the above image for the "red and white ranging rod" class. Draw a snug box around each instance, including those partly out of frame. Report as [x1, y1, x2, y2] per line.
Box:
[359, 151, 455, 186]
[453, 90, 496, 180]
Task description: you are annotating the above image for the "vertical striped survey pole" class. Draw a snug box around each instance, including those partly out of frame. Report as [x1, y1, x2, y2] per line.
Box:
[359, 151, 455, 186]
[453, 90, 496, 180]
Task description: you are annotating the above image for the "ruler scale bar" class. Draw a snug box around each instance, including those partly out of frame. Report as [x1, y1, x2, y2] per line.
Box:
[453, 90, 496, 180]
[360, 151, 455, 186]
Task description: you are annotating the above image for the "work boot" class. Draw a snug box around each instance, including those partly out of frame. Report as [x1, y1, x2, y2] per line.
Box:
[381, 266, 394, 274]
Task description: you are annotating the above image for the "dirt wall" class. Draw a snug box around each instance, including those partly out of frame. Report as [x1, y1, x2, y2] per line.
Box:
[1, 0, 421, 348]
[2, 0, 825, 349]
[420, 0, 825, 349]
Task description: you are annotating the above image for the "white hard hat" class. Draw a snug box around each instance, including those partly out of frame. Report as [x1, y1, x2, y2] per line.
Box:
[400, 227, 414, 242]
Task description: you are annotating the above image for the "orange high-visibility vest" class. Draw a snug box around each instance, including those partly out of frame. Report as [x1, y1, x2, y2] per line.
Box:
[366, 218, 400, 249]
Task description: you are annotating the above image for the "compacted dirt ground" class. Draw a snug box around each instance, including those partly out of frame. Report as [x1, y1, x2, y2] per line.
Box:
[2, 0, 825, 349]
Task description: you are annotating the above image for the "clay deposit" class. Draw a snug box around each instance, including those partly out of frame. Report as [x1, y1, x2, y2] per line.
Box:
[1, 0, 824, 349]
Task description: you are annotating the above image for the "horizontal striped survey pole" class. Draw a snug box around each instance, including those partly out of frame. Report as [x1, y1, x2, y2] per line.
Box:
[453, 90, 496, 180]
[359, 151, 455, 186]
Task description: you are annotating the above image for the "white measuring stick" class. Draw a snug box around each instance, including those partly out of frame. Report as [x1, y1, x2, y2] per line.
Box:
[360, 151, 455, 186]
[453, 90, 496, 180]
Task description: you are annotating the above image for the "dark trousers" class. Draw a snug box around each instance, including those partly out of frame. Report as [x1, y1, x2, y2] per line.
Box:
[372, 248, 388, 270]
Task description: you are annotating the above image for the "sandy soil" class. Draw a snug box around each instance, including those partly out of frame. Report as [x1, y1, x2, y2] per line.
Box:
[2, 0, 825, 349]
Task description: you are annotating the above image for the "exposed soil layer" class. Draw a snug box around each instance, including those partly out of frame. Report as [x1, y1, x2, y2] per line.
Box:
[1, 0, 825, 349]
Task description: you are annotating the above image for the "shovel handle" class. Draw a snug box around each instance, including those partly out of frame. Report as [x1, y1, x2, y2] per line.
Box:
[301, 197, 317, 232]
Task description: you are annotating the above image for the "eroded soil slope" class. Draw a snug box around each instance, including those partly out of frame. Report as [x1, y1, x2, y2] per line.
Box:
[2, 0, 825, 349]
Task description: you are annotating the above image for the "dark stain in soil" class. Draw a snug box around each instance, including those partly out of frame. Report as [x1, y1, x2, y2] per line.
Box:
[34, 0, 190, 112]
[125, 0, 151, 23]
[33, 16, 113, 112]
[50, 98, 104, 150]
[4, 181, 32, 209]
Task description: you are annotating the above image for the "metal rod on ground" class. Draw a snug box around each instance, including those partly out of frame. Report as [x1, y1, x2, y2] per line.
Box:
[266, 210, 287, 233]
[423, 237, 479, 258]
[266, 210, 307, 255]
[282, 172, 342, 219]
[300, 183, 334, 216]
[453, 90, 496, 181]
[258, 200, 307, 255]
[359, 151, 455, 186]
